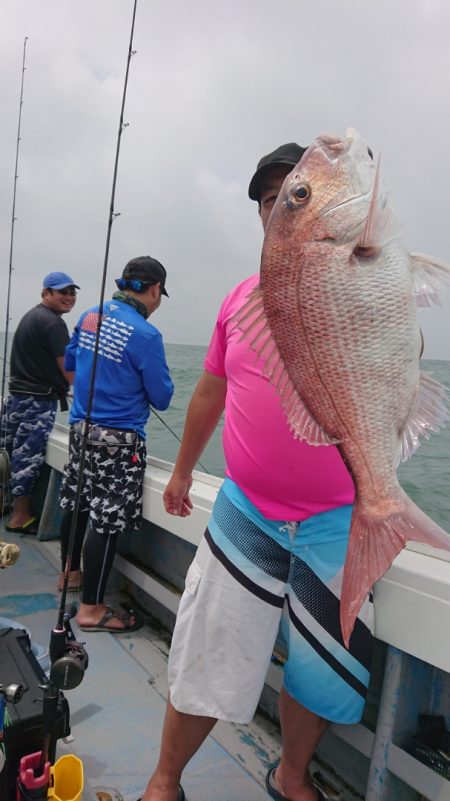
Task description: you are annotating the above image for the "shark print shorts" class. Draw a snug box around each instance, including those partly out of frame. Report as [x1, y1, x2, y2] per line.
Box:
[0, 395, 57, 497]
[168, 478, 374, 725]
[60, 423, 146, 535]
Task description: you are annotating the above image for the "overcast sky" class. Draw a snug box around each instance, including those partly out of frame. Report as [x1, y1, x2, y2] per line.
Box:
[1, 0, 450, 359]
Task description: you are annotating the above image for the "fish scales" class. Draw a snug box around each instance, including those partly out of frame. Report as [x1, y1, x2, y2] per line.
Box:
[236, 128, 450, 646]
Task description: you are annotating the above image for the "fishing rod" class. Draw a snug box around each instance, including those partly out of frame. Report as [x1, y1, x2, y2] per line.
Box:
[0, 36, 28, 513]
[43, 0, 139, 789]
[53, 0, 138, 635]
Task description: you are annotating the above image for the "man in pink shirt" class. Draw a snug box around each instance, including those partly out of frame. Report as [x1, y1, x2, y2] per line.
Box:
[139, 145, 374, 801]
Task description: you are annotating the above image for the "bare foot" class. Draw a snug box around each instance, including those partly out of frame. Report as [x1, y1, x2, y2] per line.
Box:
[7, 496, 34, 529]
[268, 766, 321, 801]
[140, 774, 183, 801]
[58, 570, 83, 592]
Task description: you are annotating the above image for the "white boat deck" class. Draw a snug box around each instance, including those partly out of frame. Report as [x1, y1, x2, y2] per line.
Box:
[2, 522, 352, 801]
[0, 522, 278, 801]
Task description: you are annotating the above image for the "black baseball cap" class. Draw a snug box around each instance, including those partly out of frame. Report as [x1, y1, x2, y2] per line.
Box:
[122, 256, 169, 297]
[248, 142, 307, 202]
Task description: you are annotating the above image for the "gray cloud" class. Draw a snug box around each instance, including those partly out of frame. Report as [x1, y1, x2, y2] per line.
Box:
[1, 0, 450, 358]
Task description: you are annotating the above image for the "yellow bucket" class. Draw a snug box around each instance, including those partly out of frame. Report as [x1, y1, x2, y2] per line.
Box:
[47, 754, 84, 801]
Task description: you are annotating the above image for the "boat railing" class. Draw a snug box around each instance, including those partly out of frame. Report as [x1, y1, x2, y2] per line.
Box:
[42, 422, 450, 801]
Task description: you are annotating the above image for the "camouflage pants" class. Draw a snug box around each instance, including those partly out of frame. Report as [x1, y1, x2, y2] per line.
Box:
[59, 423, 147, 535]
[0, 395, 57, 496]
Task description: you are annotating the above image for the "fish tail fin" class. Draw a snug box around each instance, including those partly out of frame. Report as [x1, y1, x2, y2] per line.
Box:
[341, 491, 450, 647]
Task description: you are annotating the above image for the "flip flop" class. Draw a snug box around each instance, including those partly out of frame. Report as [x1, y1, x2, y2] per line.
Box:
[5, 516, 38, 535]
[0, 540, 21, 568]
[79, 606, 143, 634]
[266, 766, 325, 801]
[137, 788, 185, 801]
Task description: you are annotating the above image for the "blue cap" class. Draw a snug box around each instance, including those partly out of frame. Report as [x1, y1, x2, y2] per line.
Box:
[43, 271, 80, 290]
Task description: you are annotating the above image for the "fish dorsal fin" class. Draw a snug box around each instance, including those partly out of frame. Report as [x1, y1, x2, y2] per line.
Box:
[233, 284, 339, 446]
[399, 370, 449, 463]
[411, 252, 450, 307]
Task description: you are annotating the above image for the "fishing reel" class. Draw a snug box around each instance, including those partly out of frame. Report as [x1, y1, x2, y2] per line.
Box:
[0, 682, 24, 704]
[0, 682, 24, 773]
[49, 604, 89, 690]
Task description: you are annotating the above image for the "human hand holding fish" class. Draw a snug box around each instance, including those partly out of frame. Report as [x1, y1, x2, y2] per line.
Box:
[235, 128, 450, 647]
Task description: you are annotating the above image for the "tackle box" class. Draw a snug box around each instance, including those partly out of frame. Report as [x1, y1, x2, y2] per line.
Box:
[0, 627, 70, 801]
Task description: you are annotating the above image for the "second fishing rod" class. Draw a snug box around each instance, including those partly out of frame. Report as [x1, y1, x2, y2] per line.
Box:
[0, 36, 28, 516]
[47, 0, 139, 731]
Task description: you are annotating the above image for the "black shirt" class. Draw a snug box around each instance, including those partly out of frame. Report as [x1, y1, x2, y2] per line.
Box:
[9, 304, 70, 397]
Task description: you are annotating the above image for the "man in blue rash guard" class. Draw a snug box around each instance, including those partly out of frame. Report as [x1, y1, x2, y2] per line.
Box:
[58, 256, 174, 633]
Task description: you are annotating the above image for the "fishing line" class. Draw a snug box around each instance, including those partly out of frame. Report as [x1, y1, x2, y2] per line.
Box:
[58, 0, 138, 620]
[0, 36, 28, 515]
[151, 407, 210, 474]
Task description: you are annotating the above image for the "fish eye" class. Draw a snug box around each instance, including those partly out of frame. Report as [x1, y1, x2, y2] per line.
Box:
[290, 182, 311, 204]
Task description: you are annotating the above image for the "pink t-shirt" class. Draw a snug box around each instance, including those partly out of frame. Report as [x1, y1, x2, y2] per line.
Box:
[205, 274, 355, 520]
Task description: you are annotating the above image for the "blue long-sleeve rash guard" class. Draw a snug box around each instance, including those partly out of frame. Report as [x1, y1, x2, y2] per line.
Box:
[65, 299, 174, 438]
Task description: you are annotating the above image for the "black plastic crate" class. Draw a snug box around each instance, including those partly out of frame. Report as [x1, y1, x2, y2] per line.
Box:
[0, 627, 70, 801]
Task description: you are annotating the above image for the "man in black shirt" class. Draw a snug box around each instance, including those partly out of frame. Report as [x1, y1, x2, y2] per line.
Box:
[1, 271, 79, 532]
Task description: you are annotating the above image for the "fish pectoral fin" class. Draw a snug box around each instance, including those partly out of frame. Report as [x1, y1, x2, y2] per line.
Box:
[232, 285, 339, 446]
[411, 252, 450, 307]
[356, 157, 402, 255]
[399, 371, 449, 462]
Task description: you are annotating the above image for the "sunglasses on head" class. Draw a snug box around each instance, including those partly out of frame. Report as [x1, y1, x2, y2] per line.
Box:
[115, 278, 160, 292]
[54, 287, 77, 296]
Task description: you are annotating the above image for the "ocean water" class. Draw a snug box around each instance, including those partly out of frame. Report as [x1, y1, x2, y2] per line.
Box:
[1, 335, 449, 532]
[151, 347, 450, 534]
[146, 343, 225, 476]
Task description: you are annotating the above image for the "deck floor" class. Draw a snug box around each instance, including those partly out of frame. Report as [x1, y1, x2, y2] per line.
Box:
[1, 521, 286, 801]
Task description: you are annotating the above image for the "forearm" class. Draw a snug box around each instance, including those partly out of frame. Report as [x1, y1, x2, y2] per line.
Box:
[57, 356, 74, 385]
[173, 372, 226, 477]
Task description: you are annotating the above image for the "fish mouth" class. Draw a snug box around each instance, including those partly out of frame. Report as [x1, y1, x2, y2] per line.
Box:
[300, 134, 352, 167]
[315, 133, 353, 161]
[305, 130, 375, 219]
[314, 128, 369, 162]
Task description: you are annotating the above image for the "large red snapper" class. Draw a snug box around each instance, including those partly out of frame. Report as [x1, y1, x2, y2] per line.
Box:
[235, 128, 450, 647]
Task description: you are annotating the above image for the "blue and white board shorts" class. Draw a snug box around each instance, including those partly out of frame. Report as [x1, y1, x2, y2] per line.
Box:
[59, 423, 147, 535]
[168, 478, 374, 725]
[0, 395, 57, 497]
